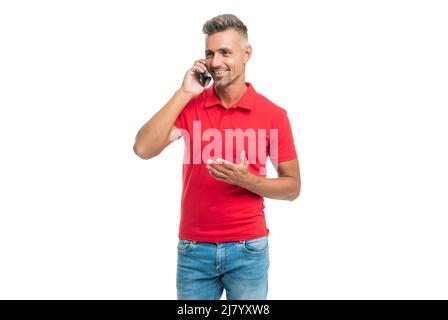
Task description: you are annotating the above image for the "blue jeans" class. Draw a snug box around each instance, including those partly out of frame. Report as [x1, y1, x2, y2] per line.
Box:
[176, 236, 269, 300]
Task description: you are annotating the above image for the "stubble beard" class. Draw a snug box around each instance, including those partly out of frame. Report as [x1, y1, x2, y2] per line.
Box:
[215, 71, 241, 89]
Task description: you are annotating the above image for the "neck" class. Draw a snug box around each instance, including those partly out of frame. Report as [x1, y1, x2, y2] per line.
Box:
[214, 75, 248, 109]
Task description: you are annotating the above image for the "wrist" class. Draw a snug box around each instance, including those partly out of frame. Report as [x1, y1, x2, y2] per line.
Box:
[239, 171, 260, 190]
[177, 87, 196, 100]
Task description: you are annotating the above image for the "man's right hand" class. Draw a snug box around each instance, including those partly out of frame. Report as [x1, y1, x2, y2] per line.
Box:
[180, 59, 212, 96]
[134, 59, 211, 160]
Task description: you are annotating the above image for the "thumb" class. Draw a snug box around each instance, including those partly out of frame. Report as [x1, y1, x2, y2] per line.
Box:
[240, 150, 248, 165]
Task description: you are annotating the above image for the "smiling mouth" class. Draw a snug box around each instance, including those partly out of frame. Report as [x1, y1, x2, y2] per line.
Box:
[213, 70, 228, 77]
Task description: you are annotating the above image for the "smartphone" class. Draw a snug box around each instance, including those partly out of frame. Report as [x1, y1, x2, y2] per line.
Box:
[199, 71, 211, 87]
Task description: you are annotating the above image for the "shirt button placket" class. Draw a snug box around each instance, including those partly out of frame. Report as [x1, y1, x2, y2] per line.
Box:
[221, 109, 229, 132]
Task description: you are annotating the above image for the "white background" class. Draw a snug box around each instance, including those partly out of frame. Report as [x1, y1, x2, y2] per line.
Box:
[1, 0, 447, 299]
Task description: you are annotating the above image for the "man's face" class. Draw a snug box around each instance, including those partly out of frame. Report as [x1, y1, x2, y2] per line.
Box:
[205, 29, 251, 88]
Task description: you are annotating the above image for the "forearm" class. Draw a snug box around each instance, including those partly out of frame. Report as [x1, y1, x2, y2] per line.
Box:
[240, 174, 300, 201]
[134, 88, 194, 159]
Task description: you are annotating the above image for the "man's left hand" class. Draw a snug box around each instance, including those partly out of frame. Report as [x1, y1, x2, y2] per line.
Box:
[206, 150, 254, 187]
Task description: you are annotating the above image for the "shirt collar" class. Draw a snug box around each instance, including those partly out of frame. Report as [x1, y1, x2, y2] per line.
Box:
[204, 82, 256, 110]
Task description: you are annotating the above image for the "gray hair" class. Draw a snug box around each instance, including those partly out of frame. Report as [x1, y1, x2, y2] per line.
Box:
[202, 14, 249, 49]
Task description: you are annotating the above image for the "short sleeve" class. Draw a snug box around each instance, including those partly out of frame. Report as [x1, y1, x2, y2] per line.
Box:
[269, 108, 297, 163]
[173, 94, 198, 130]
[174, 112, 184, 129]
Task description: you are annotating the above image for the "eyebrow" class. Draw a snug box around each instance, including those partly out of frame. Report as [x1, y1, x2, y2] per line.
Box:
[205, 47, 232, 54]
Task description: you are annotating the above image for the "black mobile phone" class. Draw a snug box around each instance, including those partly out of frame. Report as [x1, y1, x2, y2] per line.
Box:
[199, 71, 211, 87]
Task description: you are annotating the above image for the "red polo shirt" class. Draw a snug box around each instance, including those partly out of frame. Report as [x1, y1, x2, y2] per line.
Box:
[174, 82, 297, 242]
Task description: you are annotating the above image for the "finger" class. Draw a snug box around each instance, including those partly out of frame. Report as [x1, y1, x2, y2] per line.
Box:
[216, 158, 233, 165]
[196, 59, 207, 67]
[207, 165, 228, 180]
[193, 64, 207, 73]
[208, 164, 231, 177]
[210, 171, 227, 182]
[240, 150, 248, 165]
[216, 158, 236, 171]
[209, 163, 232, 175]
[194, 60, 208, 72]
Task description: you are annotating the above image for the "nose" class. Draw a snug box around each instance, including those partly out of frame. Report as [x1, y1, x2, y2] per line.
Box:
[211, 55, 223, 69]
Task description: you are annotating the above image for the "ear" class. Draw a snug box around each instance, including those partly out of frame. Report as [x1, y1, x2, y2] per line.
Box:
[243, 45, 252, 64]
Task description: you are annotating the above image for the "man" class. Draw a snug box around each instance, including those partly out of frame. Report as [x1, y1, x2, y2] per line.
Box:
[133, 14, 300, 300]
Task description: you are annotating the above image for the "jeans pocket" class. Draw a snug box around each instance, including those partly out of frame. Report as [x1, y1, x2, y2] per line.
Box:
[177, 239, 194, 253]
[242, 236, 268, 255]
